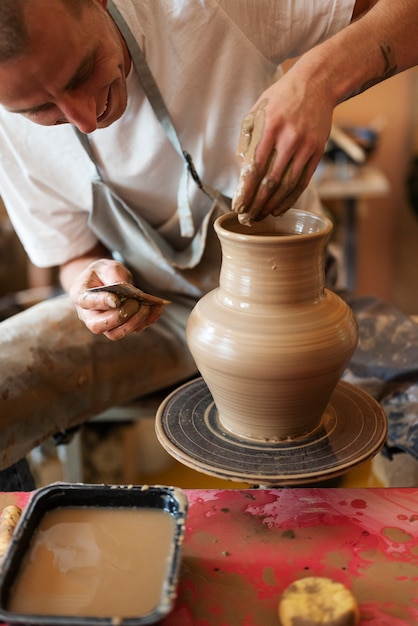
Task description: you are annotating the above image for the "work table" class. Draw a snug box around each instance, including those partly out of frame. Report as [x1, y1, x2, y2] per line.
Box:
[1, 488, 417, 625]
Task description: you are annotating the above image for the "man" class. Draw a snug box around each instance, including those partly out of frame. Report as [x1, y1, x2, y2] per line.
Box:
[0, 0, 416, 488]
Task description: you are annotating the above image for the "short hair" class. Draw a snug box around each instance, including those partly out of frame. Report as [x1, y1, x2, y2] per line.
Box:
[0, 1, 27, 62]
[0, 0, 87, 62]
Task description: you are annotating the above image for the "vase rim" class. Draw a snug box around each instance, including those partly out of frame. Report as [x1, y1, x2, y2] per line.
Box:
[215, 208, 333, 241]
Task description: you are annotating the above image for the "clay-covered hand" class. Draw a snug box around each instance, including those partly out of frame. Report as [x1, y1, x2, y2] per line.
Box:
[69, 258, 165, 340]
[232, 68, 334, 224]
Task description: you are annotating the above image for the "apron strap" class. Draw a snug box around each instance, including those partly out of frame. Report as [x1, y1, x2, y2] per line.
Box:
[79, 0, 215, 238]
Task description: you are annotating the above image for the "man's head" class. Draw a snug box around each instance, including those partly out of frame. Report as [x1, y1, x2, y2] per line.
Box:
[0, 0, 131, 132]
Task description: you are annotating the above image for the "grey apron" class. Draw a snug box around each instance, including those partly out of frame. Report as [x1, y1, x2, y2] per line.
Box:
[74, 1, 230, 302]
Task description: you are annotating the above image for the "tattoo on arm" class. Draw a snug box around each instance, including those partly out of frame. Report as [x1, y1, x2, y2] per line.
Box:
[356, 43, 397, 95]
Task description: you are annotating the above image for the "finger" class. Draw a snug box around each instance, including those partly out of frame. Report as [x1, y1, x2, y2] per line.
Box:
[243, 120, 326, 221]
[141, 304, 164, 329]
[79, 290, 120, 311]
[104, 303, 164, 341]
[245, 144, 319, 222]
[86, 259, 133, 288]
[237, 149, 283, 223]
[267, 161, 314, 217]
[249, 136, 313, 212]
[233, 100, 272, 214]
[84, 299, 141, 335]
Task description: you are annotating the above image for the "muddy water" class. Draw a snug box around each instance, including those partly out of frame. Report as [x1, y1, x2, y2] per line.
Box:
[8, 506, 175, 617]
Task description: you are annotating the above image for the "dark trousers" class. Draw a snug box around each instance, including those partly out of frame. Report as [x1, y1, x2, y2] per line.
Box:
[0, 458, 36, 491]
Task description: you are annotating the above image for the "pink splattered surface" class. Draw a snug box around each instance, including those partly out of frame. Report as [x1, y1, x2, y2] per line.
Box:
[167, 489, 418, 626]
[1, 489, 417, 625]
[0, 492, 30, 511]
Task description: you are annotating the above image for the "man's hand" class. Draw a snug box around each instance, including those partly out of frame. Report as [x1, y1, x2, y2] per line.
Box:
[232, 68, 334, 224]
[68, 258, 164, 341]
[232, 0, 418, 225]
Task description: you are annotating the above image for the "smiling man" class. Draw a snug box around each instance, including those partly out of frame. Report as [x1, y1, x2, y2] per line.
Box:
[0, 1, 130, 131]
[0, 0, 417, 489]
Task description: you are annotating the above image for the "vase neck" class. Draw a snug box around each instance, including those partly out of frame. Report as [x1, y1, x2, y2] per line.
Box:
[218, 234, 327, 307]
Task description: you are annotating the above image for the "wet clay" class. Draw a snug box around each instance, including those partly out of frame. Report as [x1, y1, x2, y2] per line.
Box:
[187, 210, 358, 442]
[236, 99, 267, 166]
[233, 98, 268, 220]
[8, 506, 175, 617]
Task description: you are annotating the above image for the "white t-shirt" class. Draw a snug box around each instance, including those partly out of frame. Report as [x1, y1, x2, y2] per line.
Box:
[0, 0, 355, 268]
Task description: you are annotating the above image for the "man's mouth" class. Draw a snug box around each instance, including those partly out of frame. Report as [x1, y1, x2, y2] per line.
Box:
[97, 91, 111, 123]
[97, 101, 108, 121]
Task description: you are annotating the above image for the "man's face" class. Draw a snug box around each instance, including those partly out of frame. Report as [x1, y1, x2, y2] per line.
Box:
[0, 0, 130, 133]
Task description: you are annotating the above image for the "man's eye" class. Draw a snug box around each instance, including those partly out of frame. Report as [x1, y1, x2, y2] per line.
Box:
[67, 61, 95, 92]
[23, 107, 63, 126]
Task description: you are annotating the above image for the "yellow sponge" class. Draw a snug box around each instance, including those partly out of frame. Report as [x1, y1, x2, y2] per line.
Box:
[278, 576, 359, 626]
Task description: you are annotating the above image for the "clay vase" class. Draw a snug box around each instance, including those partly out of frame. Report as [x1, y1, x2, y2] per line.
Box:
[186, 209, 358, 442]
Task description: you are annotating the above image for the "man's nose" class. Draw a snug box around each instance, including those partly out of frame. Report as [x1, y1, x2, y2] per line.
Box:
[59, 93, 98, 133]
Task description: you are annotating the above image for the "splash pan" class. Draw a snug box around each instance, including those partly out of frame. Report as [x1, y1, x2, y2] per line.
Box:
[0, 483, 188, 625]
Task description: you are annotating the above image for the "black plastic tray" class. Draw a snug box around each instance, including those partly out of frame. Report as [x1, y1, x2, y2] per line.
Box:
[0, 483, 188, 625]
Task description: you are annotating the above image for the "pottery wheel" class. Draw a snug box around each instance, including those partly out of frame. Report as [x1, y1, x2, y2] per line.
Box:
[155, 378, 388, 486]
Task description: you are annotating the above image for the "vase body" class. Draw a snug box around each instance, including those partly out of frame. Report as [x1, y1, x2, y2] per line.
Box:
[186, 209, 358, 442]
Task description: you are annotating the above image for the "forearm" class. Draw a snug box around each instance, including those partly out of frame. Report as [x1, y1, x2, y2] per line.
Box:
[59, 242, 111, 292]
[292, 0, 418, 108]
